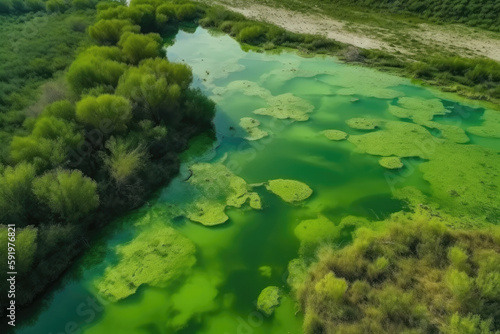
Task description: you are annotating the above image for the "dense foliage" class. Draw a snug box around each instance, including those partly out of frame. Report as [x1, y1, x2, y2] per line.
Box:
[292, 211, 500, 334]
[318, 0, 500, 31]
[0, 9, 95, 163]
[0, 0, 214, 312]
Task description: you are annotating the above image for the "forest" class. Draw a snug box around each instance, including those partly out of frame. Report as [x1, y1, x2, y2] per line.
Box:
[0, 0, 214, 312]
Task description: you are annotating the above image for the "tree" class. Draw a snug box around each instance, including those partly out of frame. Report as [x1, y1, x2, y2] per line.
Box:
[0, 163, 36, 224]
[118, 32, 162, 64]
[88, 19, 140, 45]
[10, 136, 67, 171]
[66, 47, 127, 94]
[102, 136, 147, 184]
[75, 94, 132, 133]
[15, 226, 38, 274]
[0, 0, 14, 14]
[116, 58, 192, 121]
[32, 170, 99, 223]
[46, 0, 67, 13]
[41, 100, 75, 121]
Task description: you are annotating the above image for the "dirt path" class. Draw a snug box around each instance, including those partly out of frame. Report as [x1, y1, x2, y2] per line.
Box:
[200, 0, 500, 61]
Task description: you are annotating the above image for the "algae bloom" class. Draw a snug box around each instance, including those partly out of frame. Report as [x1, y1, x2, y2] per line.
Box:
[96, 226, 196, 301]
[257, 286, 282, 316]
[266, 179, 313, 203]
[322, 129, 348, 141]
[378, 157, 404, 169]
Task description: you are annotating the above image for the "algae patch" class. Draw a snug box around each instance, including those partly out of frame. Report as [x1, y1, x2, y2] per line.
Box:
[186, 162, 261, 226]
[213, 80, 314, 121]
[468, 109, 500, 139]
[389, 97, 449, 123]
[378, 157, 404, 169]
[346, 118, 383, 130]
[348, 121, 439, 159]
[239, 117, 269, 141]
[266, 179, 313, 203]
[96, 226, 196, 301]
[322, 129, 348, 141]
[257, 286, 281, 316]
[294, 215, 340, 243]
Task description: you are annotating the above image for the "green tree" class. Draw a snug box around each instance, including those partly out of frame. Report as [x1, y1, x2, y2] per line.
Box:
[15, 226, 38, 274]
[0, 163, 36, 224]
[0, 0, 14, 14]
[116, 58, 192, 121]
[66, 46, 127, 94]
[102, 136, 147, 184]
[88, 19, 140, 45]
[75, 94, 132, 133]
[118, 32, 162, 64]
[32, 169, 99, 223]
[46, 0, 67, 13]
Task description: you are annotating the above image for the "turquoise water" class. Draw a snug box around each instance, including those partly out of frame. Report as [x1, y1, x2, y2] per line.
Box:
[11, 27, 499, 334]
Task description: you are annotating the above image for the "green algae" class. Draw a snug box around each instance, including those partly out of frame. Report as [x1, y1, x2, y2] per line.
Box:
[212, 80, 314, 121]
[378, 157, 404, 169]
[322, 129, 348, 141]
[187, 200, 229, 226]
[186, 162, 261, 226]
[418, 120, 470, 144]
[96, 226, 196, 301]
[168, 271, 220, 330]
[239, 117, 269, 141]
[389, 97, 449, 122]
[259, 265, 272, 278]
[468, 109, 500, 139]
[266, 179, 313, 203]
[294, 215, 340, 243]
[253, 93, 314, 121]
[337, 87, 403, 99]
[419, 143, 500, 221]
[346, 118, 383, 130]
[348, 121, 439, 158]
[257, 286, 281, 316]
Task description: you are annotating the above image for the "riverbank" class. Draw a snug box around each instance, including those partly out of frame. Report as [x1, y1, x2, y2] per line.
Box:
[195, 0, 500, 105]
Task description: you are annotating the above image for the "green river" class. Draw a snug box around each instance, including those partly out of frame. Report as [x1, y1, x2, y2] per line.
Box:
[12, 27, 500, 334]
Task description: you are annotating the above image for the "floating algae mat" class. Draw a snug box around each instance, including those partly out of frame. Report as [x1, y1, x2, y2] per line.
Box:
[13, 27, 500, 334]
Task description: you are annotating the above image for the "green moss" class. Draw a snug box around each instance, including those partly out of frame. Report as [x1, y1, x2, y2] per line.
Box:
[294, 215, 340, 242]
[239, 117, 269, 141]
[186, 162, 261, 226]
[322, 129, 348, 141]
[96, 226, 196, 301]
[346, 118, 383, 130]
[257, 286, 281, 316]
[468, 109, 500, 139]
[378, 157, 404, 169]
[266, 179, 313, 203]
[348, 121, 438, 158]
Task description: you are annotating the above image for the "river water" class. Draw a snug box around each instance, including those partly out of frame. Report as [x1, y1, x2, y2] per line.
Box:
[13, 27, 499, 334]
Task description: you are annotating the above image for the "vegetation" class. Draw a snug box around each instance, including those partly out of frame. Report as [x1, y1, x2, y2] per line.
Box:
[316, 0, 500, 31]
[292, 215, 500, 333]
[201, 5, 500, 103]
[0, 0, 215, 313]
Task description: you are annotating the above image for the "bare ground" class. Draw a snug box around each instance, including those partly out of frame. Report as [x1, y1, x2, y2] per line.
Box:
[199, 0, 500, 61]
